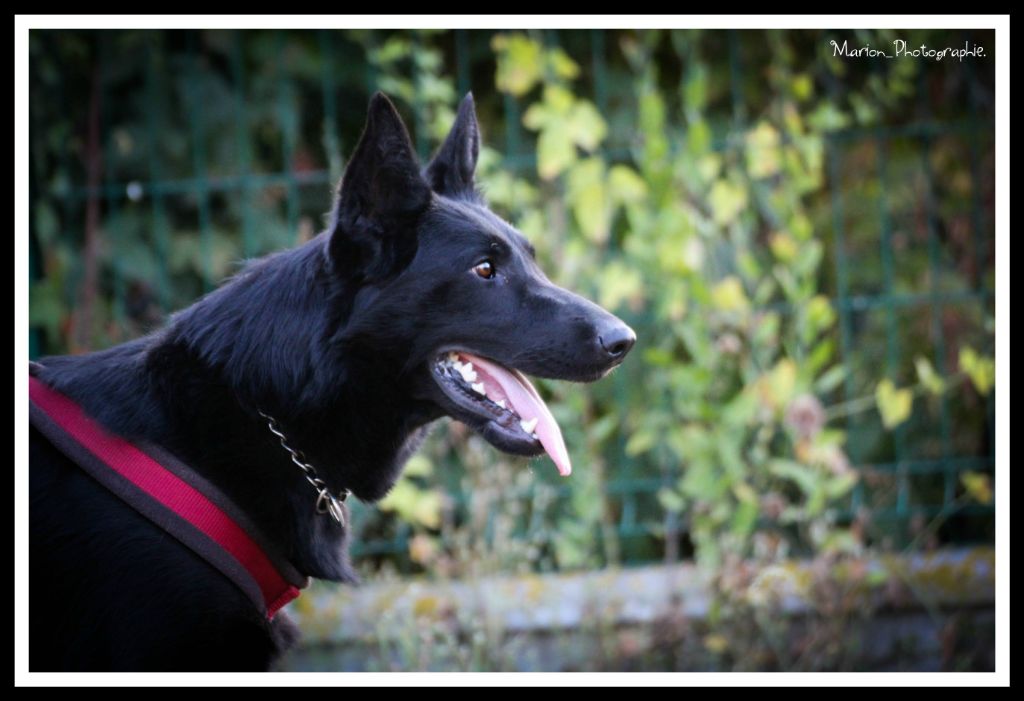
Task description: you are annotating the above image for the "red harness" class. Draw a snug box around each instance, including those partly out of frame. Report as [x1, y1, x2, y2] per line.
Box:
[29, 373, 307, 619]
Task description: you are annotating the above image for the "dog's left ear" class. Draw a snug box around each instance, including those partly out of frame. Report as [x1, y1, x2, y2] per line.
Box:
[424, 92, 480, 198]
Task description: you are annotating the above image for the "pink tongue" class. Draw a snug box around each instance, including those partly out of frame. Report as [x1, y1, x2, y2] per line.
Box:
[459, 353, 572, 477]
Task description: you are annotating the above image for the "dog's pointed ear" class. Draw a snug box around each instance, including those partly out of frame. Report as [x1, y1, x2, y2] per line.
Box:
[329, 93, 431, 278]
[424, 92, 480, 197]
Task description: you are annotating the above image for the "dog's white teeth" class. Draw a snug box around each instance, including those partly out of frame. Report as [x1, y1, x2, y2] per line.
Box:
[520, 417, 538, 434]
[459, 363, 477, 383]
[496, 399, 506, 410]
[471, 382, 486, 396]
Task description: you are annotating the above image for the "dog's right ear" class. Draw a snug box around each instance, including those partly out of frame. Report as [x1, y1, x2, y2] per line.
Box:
[328, 93, 431, 280]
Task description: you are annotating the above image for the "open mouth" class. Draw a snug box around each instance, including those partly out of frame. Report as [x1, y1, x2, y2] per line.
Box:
[430, 351, 572, 476]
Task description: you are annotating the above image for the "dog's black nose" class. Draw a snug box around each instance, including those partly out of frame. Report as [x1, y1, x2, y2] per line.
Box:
[598, 322, 636, 360]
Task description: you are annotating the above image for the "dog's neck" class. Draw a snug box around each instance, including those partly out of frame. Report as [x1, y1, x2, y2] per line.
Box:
[144, 345, 434, 583]
[37, 237, 436, 583]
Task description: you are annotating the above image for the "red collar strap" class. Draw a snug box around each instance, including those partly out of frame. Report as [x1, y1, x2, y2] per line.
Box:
[29, 372, 308, 619]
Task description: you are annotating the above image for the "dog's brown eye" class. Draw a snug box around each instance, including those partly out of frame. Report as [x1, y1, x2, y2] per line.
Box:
[473, 260, 496, 280]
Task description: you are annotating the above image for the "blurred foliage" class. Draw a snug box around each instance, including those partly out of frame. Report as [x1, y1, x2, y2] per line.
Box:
[29, 29, 995, 580]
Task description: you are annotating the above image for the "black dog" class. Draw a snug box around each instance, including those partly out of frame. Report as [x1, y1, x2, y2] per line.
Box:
[29, 93, 635, 671]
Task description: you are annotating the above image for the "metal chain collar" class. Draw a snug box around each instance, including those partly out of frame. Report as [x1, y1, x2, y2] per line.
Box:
[258, 410, 349, 527]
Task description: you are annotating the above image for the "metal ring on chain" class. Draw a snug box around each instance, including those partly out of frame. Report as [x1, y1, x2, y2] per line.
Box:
[316, 488, 346, 526]
[258, 410, 349, 526]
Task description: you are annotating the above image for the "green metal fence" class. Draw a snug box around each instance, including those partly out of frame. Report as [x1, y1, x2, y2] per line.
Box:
[29, 29, 995, 566]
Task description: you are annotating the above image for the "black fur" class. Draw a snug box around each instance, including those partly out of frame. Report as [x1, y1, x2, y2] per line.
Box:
[29, 93, 635, 671]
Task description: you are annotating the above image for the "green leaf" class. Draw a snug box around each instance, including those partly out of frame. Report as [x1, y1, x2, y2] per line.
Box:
[686, 119, 712, 156]
[598, 261, 643, 311]
[708, 179, 748, 226]
[682, 64, 708, 112]
[745, 121, 783, 178]
[567, 101, 608, 152]
[752, 311, 781, 350]
[790, 73, 814, 102]
[378, 479, 443, 529]
[657, 488, 685, 513]
[875, 379, 913, 429]
[769, 232, 798, 262]
[850, 93, 880, 125]
[710, 276, 749, 313]
[766, 358, 798, 409]
[825, 472, 859, 499]
[959, 346, 995, 396]
[820, 529, 860, 555]
[567, 158, 609, 243]
[371, 37, 411, 65]
[789, 211, 813, 240]
[807, 100, 851, 132]
[681, 236, 705, 274]
[536, 124, 576, 180]
[914, 356, 946, 396]
[697, 153, 722, 182]
[793, 238, 823, 277]
[815, 365, 848, 394]
[681, 460, 727, 501]
[377, 75, 414, 104]
[960, 471, 993, 504]
[589, 414, 620, 444]
[546, 47, 580, 80]
[542, 84, 575, 115]
[492, 33, 543, 96]
[730, 498, 759, 537]
[574, 193, 610, 244]
[522, 102, 551, 131]
[732, 481, 758, 505]
[716, 430, 746, 480]
[806, 339, 836, 376]
[678, 322, 715, 367]
[721, 391, 758, 428]
[403, 454, 433, 478]
[625, 428, 657, 457]
[805, 295, 836, 336]
[743, 253, 766, 287]
[608, 165, 648, 206]
[769, 459, 818, 499]
[643, 347, 675, 367]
